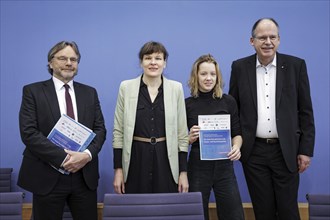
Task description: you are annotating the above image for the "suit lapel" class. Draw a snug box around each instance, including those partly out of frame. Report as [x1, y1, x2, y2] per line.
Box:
[163, 77, 170, 116]
[130, 76, 141, 100]
[126, 76, 140, 129]
[247, 55, 258, 109]
[42, 79, 61, 123]
[276, 53, 285, 109]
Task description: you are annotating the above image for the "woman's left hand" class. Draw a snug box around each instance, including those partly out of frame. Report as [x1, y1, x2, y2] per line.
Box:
[178, 172, 189, 193]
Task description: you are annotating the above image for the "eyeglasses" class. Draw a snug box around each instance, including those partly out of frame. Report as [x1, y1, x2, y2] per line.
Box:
[254, 35, 279, 42]
[54, 56, 78, 63]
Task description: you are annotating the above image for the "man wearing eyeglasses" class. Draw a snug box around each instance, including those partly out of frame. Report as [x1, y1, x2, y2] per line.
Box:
[17, 41, 106, 220]
[229, 18, 315, 220]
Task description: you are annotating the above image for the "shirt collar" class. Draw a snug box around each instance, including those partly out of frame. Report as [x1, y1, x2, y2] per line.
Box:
[256, 54, 277, 68]
[52, 76, 74, 91]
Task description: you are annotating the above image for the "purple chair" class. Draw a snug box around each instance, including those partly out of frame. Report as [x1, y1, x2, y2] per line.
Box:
[306, 194, 330, 220]
[0, 192, 24, 220]
[62, 205, 73, 219]
[102, 192, 204, 220]
[0, 168, 13, 192]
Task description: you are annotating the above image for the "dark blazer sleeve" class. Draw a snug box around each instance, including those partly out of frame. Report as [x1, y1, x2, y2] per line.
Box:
[74, 82, 106, 190]
[89, 91, 107, 156]
[296, 59, 315, 155]
[274, 54, 315, 172]
[277, 56, 315, 157]
[74, 83, 106, 158]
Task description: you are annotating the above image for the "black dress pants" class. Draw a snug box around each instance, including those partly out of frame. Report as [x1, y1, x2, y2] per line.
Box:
[32, 171, 97, 220]
[242, 140, 300, 220]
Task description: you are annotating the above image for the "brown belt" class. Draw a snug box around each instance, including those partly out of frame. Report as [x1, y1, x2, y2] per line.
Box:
[133, 136, 166, 145]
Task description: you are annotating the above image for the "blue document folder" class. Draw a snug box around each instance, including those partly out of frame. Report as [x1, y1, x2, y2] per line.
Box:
[199, 130, 231, 160]
[48, 114, 96, 152]
[47, 114, 96, 174]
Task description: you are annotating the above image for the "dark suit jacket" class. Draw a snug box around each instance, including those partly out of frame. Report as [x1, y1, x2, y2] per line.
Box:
[18, 79, 106, 195]
[229, 53, 315, 172]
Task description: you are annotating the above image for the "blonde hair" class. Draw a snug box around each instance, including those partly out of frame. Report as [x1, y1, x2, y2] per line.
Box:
[188, 54, 224, 98]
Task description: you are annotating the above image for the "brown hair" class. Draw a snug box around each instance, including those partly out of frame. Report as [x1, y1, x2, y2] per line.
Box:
[138, 41, 168, 62]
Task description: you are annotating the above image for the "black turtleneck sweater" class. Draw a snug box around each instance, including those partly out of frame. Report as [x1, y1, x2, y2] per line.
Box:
[185, 91, 241, 150]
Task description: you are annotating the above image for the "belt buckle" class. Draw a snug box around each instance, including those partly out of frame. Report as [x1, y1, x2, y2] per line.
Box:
[266, 138, 275, 144]
[150, 137, 157, 145]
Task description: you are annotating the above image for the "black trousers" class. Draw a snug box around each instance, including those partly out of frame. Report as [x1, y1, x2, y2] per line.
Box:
[243, 140, 300, 220]
[188, 150, 244, 220]
[32, 171, 97, 220]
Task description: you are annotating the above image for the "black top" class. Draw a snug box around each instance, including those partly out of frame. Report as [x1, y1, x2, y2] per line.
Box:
[133, 78, 166, 138]
[185, 90, 241, 150]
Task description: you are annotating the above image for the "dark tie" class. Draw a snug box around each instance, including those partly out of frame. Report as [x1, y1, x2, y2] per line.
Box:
[64, 84, 75, 119]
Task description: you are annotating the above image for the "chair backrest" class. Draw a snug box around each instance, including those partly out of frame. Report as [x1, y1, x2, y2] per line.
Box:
[0, 168, 13, 192]
[0, 192, 24, 220]
[103, 192, 204, 220]
[62, 204, 73, 219]
[306, 194, 330, 220]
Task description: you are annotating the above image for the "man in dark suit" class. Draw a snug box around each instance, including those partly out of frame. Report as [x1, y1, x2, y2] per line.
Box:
[18, 41, 106, 220]
[229, 18, 315, 220]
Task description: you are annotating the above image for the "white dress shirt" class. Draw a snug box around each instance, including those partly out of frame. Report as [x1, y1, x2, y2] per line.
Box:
[255, 55, 279, 138]
[52, 76, 78, 121]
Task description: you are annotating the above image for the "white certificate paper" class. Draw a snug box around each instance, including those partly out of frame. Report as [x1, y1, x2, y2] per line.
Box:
[198, 115, 231, 160]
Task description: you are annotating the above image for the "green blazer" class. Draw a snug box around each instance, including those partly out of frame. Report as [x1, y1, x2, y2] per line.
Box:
[112, 75, 189, 183]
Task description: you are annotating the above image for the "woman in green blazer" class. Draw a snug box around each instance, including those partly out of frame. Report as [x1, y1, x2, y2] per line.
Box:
[112, 41, 189, 194]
